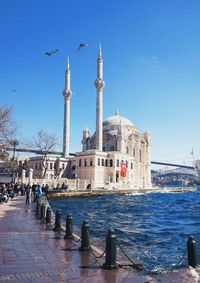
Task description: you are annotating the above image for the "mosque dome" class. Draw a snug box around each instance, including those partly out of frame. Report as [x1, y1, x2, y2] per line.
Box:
[103, 110, 134, 127]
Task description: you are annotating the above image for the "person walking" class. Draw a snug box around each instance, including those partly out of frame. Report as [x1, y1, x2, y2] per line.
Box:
[34, 185, 42, 203]
[25, 186, 30, 204]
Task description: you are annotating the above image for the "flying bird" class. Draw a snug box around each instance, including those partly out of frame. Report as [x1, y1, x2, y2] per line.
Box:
[12, 89, 17, 93]
[44, 49, 59, 56]
[77, 43, 89, 51]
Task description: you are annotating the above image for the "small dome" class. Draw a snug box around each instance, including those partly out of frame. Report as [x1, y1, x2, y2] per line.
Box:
[103, 111, 134, 127]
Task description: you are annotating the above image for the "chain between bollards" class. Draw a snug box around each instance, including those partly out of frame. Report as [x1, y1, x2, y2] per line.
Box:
[91, 246, 106, 259]
[116, 240, 144, 271]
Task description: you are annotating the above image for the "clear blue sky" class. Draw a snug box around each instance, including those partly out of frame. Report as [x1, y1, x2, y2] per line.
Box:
[1, 0, 200, 165]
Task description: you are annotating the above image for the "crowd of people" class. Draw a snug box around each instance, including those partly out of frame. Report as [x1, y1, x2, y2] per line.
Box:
[0, 181, 70, 205]
[0, 183, 50, 205]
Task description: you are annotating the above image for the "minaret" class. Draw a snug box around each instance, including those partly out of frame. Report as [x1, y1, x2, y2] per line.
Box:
[95, 45, 105, 151]
[63, 57, 72, 158]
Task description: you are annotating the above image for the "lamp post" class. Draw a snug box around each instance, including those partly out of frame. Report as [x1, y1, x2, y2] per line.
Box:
[11, 140, 18, 183]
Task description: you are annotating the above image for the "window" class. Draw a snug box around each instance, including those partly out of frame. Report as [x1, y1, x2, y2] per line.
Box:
[117, 159, 119, 167]
[50, 163, 53, 170]
[110, 145, 114, 151]
[84, 159, 87, 167]
[35, 163, 37, 170]
[39, 163, 42, 170]
[131, 162, 133, 169]
[126, 160, 128, 168]
[133, 148, 135, 157]
[140, 149, 142, 163]
[90, 158, 93, 166]
[105, 159, 108, 167]
[62, 163, 65, 169]
[126, 147, 129, 154]
[79, 159, 82, 167]
[54, 163, 57, 170]
[110, 159, 113, 167]
[97, 158, 100, 166]
[102, 159, 104, 166]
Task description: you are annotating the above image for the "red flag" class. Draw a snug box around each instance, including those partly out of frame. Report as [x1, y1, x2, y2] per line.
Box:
[120, 162, 127, 177]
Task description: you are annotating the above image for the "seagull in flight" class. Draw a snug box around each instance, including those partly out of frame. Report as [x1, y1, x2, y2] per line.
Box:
[12, 89, 17, 93]
[77, 43, 89, 51]
[44, 49, 59, 56]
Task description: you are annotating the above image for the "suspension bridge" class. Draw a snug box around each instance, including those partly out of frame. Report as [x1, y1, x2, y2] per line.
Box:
[6, 147, 195, 170]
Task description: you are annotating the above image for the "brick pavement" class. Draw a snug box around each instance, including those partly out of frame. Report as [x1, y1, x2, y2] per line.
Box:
[0, 196, 154, 283]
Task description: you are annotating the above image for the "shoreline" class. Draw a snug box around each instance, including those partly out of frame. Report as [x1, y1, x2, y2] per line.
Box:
[47, 186, 197, 199]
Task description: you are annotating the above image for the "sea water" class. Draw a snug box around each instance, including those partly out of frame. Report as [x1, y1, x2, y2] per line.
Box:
[49, 187, 200, 273]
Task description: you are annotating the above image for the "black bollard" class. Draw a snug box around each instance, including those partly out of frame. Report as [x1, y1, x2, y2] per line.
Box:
[103, 229, 118, 270]
[64, 214, 73, 239]
[79, 220, 90, 251]
[187, 235, 198, 268]
[35, 200, 40, 216]
[40, 203, 46, 221]
[53, 209, 62, 232]
[36, 203, 41, 218]
[46, 207, 51, 224]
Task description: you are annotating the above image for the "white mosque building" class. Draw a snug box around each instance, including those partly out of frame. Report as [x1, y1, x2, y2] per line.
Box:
[29, 46, 152, 190]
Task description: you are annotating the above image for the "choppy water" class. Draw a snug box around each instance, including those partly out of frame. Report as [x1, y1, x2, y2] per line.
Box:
[49, 187, 200, 273]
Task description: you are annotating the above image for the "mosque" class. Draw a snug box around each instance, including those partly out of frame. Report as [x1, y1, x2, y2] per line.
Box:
[29, 47, 152, 190]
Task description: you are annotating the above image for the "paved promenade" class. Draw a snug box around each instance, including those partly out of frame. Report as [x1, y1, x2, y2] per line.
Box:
[0, 196, 153, 283]
[0, 196, 199, 283]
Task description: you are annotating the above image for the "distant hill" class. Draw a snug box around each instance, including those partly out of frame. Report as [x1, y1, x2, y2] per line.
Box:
[151, 167, 200, 186]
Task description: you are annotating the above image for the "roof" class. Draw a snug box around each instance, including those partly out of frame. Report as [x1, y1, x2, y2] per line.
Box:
[103, 110, 134, 127]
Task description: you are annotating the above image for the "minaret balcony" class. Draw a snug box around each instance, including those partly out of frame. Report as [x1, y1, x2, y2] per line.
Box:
[95, 78, 105, 91]
[63, 89, 72, 99]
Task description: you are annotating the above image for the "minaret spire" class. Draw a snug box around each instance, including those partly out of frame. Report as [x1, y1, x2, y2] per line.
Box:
[63, 57, 72, 158]
[95, 45, 105, 151]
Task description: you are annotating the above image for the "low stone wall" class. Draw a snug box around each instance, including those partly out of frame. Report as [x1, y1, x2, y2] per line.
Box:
[47, 186, 197, 199]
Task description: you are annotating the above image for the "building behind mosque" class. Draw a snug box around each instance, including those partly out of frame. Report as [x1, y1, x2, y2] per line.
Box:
[29, 47, 152, 190]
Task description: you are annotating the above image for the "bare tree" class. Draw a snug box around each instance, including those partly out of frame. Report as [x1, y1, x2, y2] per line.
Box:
[0, 106, 16, 161]
[31, 130, 58, 178]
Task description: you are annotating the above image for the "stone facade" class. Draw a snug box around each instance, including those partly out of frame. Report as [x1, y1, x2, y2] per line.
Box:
[78, 111, 151, 189]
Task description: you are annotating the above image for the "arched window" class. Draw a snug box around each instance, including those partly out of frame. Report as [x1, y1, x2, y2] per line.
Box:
[84, 159, 87, 166]
[133, 148, 135, 157]
[110, 159, 113, 167]
[79, 159, 82, 167]
[90, 158, 93, 166]
[102, 159, 104, 166]
[110, 145, 114, 151]
[105, 159, 108, 167]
